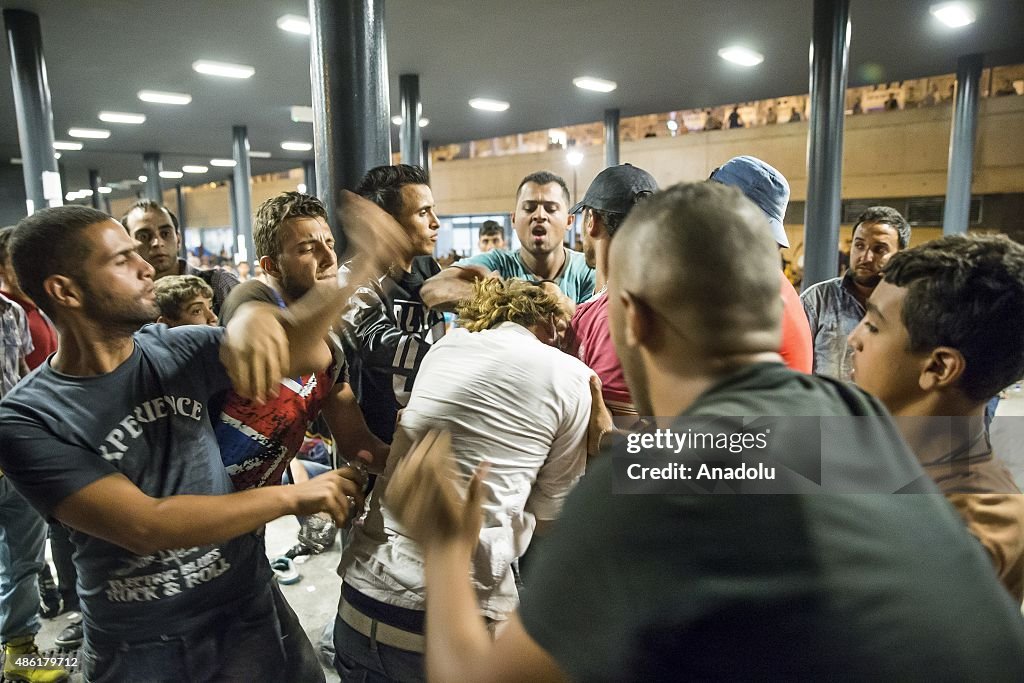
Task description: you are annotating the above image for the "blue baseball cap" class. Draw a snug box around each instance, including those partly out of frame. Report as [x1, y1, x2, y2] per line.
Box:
[709, 156, 791, 248]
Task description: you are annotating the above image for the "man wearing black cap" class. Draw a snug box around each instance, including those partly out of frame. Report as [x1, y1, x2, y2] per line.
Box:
[709, 156, 812, 373]
[568, 164, 657, 416]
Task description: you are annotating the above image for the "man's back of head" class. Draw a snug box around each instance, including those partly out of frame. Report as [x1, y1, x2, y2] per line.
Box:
[355, 164, 430, 219]
[610, 182, 781, 358]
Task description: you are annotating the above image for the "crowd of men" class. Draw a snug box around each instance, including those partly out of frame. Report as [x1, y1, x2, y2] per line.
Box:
[0, 155, 1022, 682]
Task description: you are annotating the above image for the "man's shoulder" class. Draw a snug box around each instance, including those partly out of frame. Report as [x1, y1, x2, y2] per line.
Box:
[455, 249, 514, 274]
[799, 276, 843, 302]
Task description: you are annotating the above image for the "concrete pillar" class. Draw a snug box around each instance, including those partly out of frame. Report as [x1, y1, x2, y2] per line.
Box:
[943, 54, 983, 235]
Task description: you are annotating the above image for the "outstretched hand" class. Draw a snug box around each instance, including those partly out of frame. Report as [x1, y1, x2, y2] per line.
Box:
[338, 190, 412, 275]
[586, 374, 615, 457]
[386, 429, 488, 552]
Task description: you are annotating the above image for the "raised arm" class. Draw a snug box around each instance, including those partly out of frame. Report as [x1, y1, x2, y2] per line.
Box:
[420, 264, 495, 311]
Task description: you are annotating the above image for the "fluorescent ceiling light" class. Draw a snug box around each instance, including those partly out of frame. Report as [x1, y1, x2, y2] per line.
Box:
[277, 14, 311, 35]
[566, 150, 584, 166]
[469, 98, 510, 112]
[281, 141, 313, 151]
[138, 175, 148, 182]
[137, 90, 192, 105]
[930, 2, 976, 28]
[10, 158, 22, 164]
[718, 45, 765, 67]
[392, 116, 430, 127]
[192, 60, 255, 79]
[182, 165, 209, 173]
[68, 127, 110, 139]
[666, 119, 679, 131]
[53, 152, 61, 159]
[65, 192, 79, 201]
[297, 183, 308, 193]
[573, 76, 617, 93]
[249, 151, 272, 158]
[98, 186, 112, 194]
[159, 170, 184, 179]
[210, 159, 237, 167]
[290, 105, 314, 123]
[99, 111, 146, 124]
[80, 189, 94, 197]
[53, 141, 83, 150]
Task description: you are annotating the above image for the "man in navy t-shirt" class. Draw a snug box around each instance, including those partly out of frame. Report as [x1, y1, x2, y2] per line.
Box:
[0, 206, 368, 682]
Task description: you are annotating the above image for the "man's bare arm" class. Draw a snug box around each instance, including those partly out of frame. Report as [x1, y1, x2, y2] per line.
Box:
[420, 265, 494, 311]
[52, 467, 364, 556]
[321, 381, 390, 473]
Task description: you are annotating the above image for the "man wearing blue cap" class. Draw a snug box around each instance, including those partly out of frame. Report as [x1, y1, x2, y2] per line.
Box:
[709, 156, 812, 373]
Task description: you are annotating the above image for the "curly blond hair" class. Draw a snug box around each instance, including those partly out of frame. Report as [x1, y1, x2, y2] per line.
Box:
[457, 278, 568, 332]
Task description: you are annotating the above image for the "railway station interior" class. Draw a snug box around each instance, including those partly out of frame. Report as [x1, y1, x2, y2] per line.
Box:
[1, 0, 1024, 681]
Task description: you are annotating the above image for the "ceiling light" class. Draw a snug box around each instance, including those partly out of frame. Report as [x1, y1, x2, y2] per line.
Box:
[53, 141, 83, 150]
[281, 141, 312, 151]
[159, 170, 184, 179]
[10, 158, 22, 164]
[138, 175, 148, 182]
[930, 2, 976, 28]
[80, 189, 94, 197]
[666, 119, 679, 132]
[137, 90, 192, 105]
[290, 105, 314, 123]
[98, 186, 112, 194]
[718, 46, 765, 67]
[573, 76, 617, 93]
[418, 118, 430, 127]
[391, 115, 404, 126]
[65, 192, 79, 201]
[297, 183, 307, 193]
[566, 150, 584, 166]
[249, 151, 272, 158]
[210, 159, 237, 167]
[192, 60, 255, 79]
[182, 165, 209, 173]
[99, 111, 146, 124]
[69, 127, 110, 139]
[469, 98, 510, 112]
[277, 14, 311, 35]
[53, 152, 61, 159]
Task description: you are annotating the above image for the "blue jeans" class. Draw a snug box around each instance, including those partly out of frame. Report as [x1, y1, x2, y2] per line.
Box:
[333, 616, 424, 683]
[81, 584, 286, 682]
[0, 476, 46, 642]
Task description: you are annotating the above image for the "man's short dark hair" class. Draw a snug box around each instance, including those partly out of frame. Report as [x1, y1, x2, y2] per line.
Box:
[10, 206, 109, 318]
[515, 171, 571, 207]
[853, 206, 910, 249]
[355, 164, 430, 218]
[479, 220, 503, 239]
[0, 226, 14, 266]
[253, 192, 328, 259]
[120, 199, 180, 231]
[882, 234, 1024, 402]
[154, 274, 214, 320]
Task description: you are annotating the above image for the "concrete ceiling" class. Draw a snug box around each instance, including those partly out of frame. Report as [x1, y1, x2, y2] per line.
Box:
[1, 0, 1022, 197]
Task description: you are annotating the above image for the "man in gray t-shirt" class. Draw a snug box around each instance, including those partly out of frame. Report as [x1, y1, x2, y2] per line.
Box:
[0, 206, 367, 681]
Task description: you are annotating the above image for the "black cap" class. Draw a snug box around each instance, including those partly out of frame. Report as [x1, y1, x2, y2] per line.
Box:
[570, 164, 658, 216]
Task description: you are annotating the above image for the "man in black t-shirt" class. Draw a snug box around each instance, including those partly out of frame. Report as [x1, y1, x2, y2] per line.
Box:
[343, 165, 446, 443]
[383, 183, 1024, 681]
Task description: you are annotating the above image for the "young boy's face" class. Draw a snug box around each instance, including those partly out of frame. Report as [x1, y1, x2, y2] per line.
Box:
[848, 280, 929, 414]
[164, 294, 217, 327]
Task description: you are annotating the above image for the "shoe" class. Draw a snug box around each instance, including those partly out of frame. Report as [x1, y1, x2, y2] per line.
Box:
[53, 623, 82, 650]
[270, 557, 301, 585]
[37, 566, 62, 620]
[2, 635, 70, 682]
[283, 543, 314, 560]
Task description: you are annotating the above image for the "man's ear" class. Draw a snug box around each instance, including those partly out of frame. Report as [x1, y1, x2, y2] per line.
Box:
[585, 210, 603, 239]
[156, 314, 170, 325]
[619, 292, 653, 349]
[43, 275, 83, 311]
[508, 210, 516, 225]
[919, 347, 966, 392]
[566, 212, 576, 228]
[259, 255, 280, 278]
